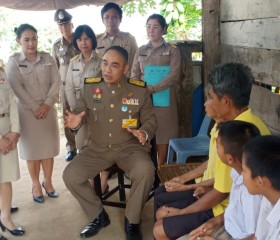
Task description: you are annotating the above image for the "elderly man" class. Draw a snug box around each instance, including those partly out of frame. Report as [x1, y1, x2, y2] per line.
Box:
[52, 9, 80, 161]
[153, 63, 270, 240]
[63, 46, 156, 240]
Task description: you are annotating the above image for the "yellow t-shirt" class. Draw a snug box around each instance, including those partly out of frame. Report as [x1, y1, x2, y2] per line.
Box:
[212, 108, 271, 216]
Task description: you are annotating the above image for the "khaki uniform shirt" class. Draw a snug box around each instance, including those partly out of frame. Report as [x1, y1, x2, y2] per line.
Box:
[75, 78, 157, 149]
[6, 51, 60, 112]
[0, 67, 20, 138]
[65, 51, 102, 111]
[130, 40, 181, 143]
[96, 31, 138, 76]
[131, 40, 181, 92]
[52, 37, 80, 82]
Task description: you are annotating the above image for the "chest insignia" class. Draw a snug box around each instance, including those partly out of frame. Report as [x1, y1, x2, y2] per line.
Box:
[122, 98, 139, 106]
[93, 88, 102, 100]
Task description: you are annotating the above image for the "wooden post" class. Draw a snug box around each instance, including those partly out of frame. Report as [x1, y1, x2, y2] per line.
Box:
[202, 0, 221, 88]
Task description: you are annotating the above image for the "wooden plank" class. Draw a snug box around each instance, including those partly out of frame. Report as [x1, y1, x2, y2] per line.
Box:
[221, 45, 280, 87]
[250, 85, 280, 134]
[221, 0, 280, 21]
[221, 18, 280, 50]
[202, 0, 221, 86]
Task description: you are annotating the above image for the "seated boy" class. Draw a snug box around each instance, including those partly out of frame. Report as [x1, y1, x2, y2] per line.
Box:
[242, 135, 280, 240]
[188, 120, 262, 240]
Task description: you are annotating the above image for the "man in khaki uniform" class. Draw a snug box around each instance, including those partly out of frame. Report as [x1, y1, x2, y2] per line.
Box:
[63, 46, 156, 240]
[52, 9, 80, 161]
[96, 2, 138, 76]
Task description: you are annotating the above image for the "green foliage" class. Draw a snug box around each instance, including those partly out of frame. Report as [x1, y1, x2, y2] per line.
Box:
[160, 0, 202, 40]
[123, 0, 157, 16]
[122, 0, 202, 41]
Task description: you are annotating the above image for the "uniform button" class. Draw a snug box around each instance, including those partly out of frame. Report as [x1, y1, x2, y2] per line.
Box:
[93, 108, 96, 111]
[109, 133, 112, 137]
[108, 145, 111, 148]
[109, 119, 113, 123]
[110, 104, 114, 108]
[112, 90, 115, 94]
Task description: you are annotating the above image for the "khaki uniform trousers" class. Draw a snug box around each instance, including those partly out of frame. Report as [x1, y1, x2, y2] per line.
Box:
[63, 144, 155, 224]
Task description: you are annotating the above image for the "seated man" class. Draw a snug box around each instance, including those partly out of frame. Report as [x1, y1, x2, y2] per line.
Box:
[189, 120, 262, 240]
[63, 46, 156, 240]
[242, 135, 280, 240]
[153, 62, 271, 240]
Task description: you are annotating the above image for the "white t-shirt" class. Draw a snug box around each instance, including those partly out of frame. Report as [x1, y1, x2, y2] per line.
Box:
[255, 197, 280, 240]
[224, 169, 262, 239]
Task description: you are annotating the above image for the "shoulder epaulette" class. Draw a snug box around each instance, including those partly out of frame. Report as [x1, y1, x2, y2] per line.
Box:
[10, 52, 20, 58]
[84, 77, 102, 84]
[128, 79, 146, 88]
[70, 55, 79, 62]
[169, 44, 177, 48]
[96, 33, 104, 39]
[54, 38, 62, 44]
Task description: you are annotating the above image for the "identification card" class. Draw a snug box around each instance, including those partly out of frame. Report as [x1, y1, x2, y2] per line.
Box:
[122, 119, 138, 128]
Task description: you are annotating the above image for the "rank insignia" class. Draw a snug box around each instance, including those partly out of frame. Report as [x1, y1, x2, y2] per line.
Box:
[128, 79, 146, 88]
[84, 77, 102, 84]
[162, 51, 170, 56]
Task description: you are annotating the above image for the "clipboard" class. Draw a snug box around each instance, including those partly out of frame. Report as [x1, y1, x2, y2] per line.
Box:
[144, 65, 170, 107]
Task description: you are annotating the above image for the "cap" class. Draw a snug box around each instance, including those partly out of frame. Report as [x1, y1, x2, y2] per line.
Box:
[54, 9, 72, 24]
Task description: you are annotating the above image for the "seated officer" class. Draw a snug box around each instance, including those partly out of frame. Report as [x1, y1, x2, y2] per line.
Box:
[63, 46, 156, 240]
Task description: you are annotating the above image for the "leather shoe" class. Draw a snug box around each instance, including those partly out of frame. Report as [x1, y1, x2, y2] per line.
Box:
[11, 206, 18, 213]
[65, 150, 77, 162]
[0, 235, 7, 240]
[42, 182, 58, 198]
[80, 209, 110, 238]
[124, 217, 142, 240]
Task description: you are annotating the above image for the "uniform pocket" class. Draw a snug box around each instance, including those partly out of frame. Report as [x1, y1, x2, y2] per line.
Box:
[89, 104, 105, 123]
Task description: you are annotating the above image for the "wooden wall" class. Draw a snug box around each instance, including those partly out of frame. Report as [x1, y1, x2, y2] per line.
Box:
[220, 0, 280, 134]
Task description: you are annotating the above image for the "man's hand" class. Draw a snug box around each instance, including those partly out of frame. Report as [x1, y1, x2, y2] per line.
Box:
[189, 218, 217, 240]
[64, 110, 85, 129]
[164, 181, 192, 192]
[169, 175, 185, 184]
[127, 128, 146, 145]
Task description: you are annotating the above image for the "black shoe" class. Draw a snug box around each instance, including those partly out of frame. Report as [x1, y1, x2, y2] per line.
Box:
[42, 182, 58, 198]
[124, 217, 142, 240]
[33, 195, 44, 204]
[11, 206, 18, 213]
[0, 220, 25, 236]
[80, 209, 110, 238]
[65, 150, 77, 162]
[0, 235, 7, 240]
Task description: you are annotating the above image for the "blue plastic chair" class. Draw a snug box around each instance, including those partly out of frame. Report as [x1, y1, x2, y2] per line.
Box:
[167, 115, 211, 164]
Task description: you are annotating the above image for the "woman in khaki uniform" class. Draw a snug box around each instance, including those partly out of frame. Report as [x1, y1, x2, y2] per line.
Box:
[6, 24, 60, 204]
[65, 25, 101, 151]
[0, 65, 24, 238]
[131, 14, 181, 166]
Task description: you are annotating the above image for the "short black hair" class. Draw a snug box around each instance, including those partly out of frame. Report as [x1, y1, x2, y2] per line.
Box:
[243, 135, 280, 190]
[73, 25, 97, 51]
[208, 63, 253, 109]
[14, 24, 37, 40]
[217, 120, 260, 161]
[105, 46, 128, 63]
[101, 2, 122, 20]
[146, 14, 168, 34]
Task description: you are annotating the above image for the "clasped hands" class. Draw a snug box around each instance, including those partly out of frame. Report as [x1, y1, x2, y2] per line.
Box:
[34, 103, 50, 119]
[0, 132, 20, 154]
[64, 110, 146, 144]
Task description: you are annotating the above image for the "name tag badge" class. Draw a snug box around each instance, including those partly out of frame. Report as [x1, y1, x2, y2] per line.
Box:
[122, 119, 137, 128]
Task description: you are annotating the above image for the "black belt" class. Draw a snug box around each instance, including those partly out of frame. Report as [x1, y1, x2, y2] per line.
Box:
[0, 113, 6, 118]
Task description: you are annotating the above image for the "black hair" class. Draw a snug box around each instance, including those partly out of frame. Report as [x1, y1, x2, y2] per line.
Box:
[105, 46, 128, 63]
[14, 24, 37, 39]
[208, 63, 253, 109]
[146, 14, 168, 34]
[243, 135, 280, 190]
[101, 2, 122, 20]
[73, 25, 97, 51]
[217, 120, 260, 161]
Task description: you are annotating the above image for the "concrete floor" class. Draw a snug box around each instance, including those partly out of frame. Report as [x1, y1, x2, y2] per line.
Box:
[4, 134, 154, 240]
